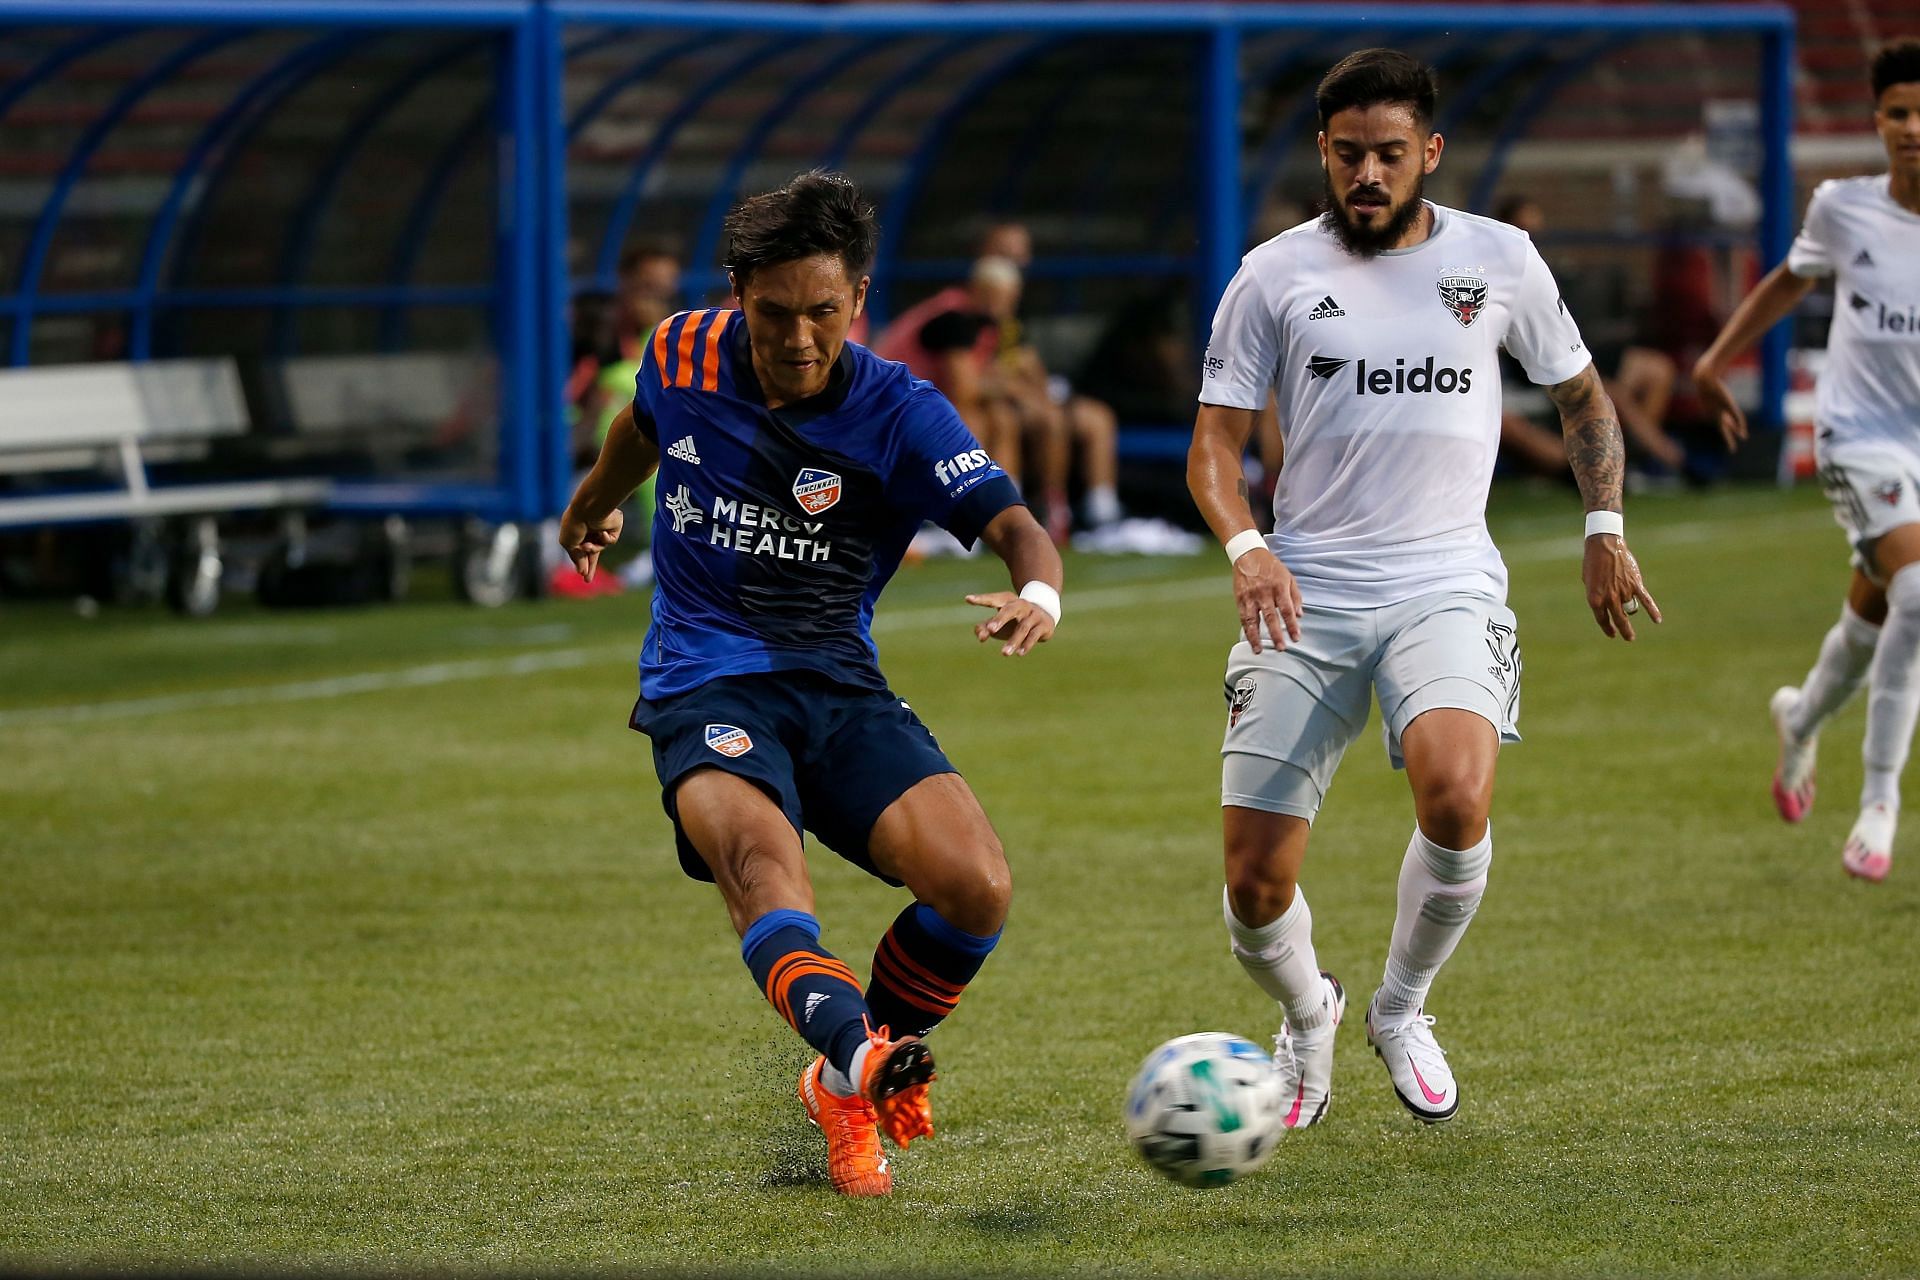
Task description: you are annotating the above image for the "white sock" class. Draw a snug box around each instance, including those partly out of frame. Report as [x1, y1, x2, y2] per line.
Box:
[1787, 605, 1880, 740]
[1861, 565, 1920, 812]
[1224, 886, 1330, 1031]
[1086, 486, 1123, 527]
[1375, 825, 1493, 1024]
[820, 1039, 873, 1098]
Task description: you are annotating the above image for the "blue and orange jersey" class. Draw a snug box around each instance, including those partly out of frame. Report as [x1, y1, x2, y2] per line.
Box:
[632, 307, 1021, 700]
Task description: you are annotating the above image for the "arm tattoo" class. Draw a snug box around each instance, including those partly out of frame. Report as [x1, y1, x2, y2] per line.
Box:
[1546, 364, 1624, 514]
[1236, 477, 1249, 505]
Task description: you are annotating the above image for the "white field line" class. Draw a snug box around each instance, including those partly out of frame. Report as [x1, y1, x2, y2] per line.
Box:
[0, 509, 1833, 729]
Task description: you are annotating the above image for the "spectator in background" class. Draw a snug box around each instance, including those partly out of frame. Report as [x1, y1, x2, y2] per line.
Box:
[1494, 195, 1690, 479]
[874, 255, 1024, 485]
[615, 245, 684, 356]
[971, 220, 1124, 542]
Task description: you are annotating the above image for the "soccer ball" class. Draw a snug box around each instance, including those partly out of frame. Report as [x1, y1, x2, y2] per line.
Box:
[1124, 1032, 1287, 1188]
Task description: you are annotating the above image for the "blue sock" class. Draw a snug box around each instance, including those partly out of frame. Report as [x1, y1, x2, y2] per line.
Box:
[740, 909, 871, 1078]
[864, 902, 1001, 1040]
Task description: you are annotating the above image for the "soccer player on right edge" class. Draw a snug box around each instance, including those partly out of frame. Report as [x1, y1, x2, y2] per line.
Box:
[1188, 49, 1660, 1126]
[1694, 40, 1920, 883]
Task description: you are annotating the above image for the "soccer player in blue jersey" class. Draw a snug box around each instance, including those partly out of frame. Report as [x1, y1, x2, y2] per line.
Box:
[557, 172, 1063, 1197]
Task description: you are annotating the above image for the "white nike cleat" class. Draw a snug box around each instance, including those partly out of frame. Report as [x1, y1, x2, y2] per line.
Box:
[1770, 686, 1817, 823]
[1843, 803, 1895, 882]
[1365, 994, 1459, 1123]
[1273, 971, 1345, 1129]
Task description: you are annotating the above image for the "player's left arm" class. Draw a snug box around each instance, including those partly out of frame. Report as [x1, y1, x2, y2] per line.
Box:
[968, 505, 1063, 657]
[1545, 363, 1662, 641]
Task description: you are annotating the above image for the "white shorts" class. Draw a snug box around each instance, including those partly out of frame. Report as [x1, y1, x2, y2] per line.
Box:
[1220, 591, 1521, 823]
[1816, 438, 1920, 582]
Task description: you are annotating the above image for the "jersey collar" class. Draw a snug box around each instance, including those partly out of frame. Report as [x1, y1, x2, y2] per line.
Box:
[730, 314, 855, 419]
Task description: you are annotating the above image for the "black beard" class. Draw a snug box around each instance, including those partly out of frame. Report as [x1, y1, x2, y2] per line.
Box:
[1321, 171, 1427, 258]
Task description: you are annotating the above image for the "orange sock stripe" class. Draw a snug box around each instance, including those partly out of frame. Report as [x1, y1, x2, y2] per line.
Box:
[765, 954, 861, 1028]
[699, 309, 730, 390]
[871, 947, 960, 1014]
[771, 963, 861, 1029]
[765, 950, 860, 997]
[673, 309, 707, 388]
[879, 930, 967, 998]
[651, 316, 673, 387]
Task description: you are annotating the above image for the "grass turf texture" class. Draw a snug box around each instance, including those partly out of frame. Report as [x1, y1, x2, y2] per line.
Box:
[3, 482, 1917, 1275]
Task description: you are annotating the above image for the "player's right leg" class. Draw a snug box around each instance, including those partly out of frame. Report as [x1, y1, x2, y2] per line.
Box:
[1850, 522, 1920, 881]
[673, 770, 897, 1196]
[1217, 621, 1369, 1129]
[1770, 569, 1884, 823]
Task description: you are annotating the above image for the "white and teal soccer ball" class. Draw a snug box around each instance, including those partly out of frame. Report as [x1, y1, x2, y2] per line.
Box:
[1124, 1032, 1286, 1188]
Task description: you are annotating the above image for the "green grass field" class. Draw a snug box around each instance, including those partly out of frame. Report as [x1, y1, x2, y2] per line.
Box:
[5, 482, 1918, 1275]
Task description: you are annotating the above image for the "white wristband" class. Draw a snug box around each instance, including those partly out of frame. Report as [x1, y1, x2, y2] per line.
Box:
[1224, 529, 1266, 565]
[1018, 580, 1061, 625]
[1584, 511, 1624, 540]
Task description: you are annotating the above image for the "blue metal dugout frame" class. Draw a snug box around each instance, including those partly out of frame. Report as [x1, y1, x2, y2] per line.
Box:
[0, 0, 1798, 526]
[553, 1, 1797, 442]
[0, 0, 547, 524]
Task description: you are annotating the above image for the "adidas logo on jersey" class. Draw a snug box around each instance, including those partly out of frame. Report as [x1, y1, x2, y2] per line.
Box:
[1854, 248, 1876, 267]
[667, 436, 702, 465]
[1308, 295, 1345, 319]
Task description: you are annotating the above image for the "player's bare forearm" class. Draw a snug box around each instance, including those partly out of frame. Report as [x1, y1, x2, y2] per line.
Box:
[1546, 364, 1625, 515]
[981, 504, 1061, 591]
[1189, 401, 1301, 652]
[1695, 264, 1817, 378]
[967, 505, 1061, 656]
[567, 402, 659, 520]
[1186, 402, 1262, 543]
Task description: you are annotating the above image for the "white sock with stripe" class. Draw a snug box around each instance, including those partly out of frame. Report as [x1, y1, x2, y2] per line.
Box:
[1862, 565, 1920, 812]
[1224, 886, 1331, 1031]
[1787, 605, 1880, 741]
[1375, 825, 1492, 1025]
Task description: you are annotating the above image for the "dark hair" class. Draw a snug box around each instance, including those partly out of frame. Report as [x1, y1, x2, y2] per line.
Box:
[1316, 48, 1438, 131]
[617, 243, 679, 274]
[1493, 195, 1536, 226]
[723, 170, 878, 285]
[1872, 38, 1920, 101]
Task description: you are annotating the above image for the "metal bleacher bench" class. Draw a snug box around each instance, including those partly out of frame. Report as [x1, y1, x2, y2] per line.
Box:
[0, 358, 329, 529]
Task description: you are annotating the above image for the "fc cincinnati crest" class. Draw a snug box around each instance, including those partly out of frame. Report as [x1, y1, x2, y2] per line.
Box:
[705, 724, 754, 758]
[792, 468, 842, 515]
[1227, 676, 1257, 728]
[1437, 271, 1489, 327]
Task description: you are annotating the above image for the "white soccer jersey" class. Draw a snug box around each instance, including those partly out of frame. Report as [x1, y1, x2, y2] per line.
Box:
[1201, 204, 1590, 609]
[1788, 176, 1920, 452]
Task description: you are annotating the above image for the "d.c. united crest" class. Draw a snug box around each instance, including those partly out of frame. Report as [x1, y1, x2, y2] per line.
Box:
[1437, 271, 1489, 327]
[1227, 675, 1257, 728]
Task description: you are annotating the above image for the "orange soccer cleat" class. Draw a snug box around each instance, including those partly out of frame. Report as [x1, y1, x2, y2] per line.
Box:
[858, 1028, 937, 1150]
[798, 1057, 892, 1197]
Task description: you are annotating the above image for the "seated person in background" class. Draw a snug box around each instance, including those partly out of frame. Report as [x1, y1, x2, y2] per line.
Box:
[873, 256, 1022, 484]
[976, 221, 1125, 541]
[1494, 195, 1688, 479]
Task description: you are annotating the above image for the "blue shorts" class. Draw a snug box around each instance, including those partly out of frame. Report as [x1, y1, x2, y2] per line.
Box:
[629, 670, 959, 885]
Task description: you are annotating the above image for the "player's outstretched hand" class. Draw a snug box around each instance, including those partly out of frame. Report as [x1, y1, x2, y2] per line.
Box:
[1693, 363, 1747, 452]
[966, 592, 1054, 657]
[1235, 548, 1301, 654]
[1583, 533, 1661, 641]
[559, 506, 623, 583]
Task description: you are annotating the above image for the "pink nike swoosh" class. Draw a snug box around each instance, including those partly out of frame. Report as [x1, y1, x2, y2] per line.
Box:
[1283, 1083, 1305, 1127]
[1408, 1056, 1447, 1105]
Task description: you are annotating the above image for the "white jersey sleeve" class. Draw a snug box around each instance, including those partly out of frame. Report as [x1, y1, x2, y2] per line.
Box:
[1501, 241, 1591, 387]
[1787, 181, 1840, 278]
[1199, 256, 1282, 410]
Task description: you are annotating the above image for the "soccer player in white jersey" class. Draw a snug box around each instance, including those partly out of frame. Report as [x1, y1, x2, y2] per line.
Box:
[1187, 49, 1660, 1125]
[1694, 40, 1920, 884]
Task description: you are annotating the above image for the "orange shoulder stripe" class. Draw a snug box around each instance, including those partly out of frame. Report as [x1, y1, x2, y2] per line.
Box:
[699, 309, 731, 391]
[673, 309, 708, 389]
[651, 317, 672, 389]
